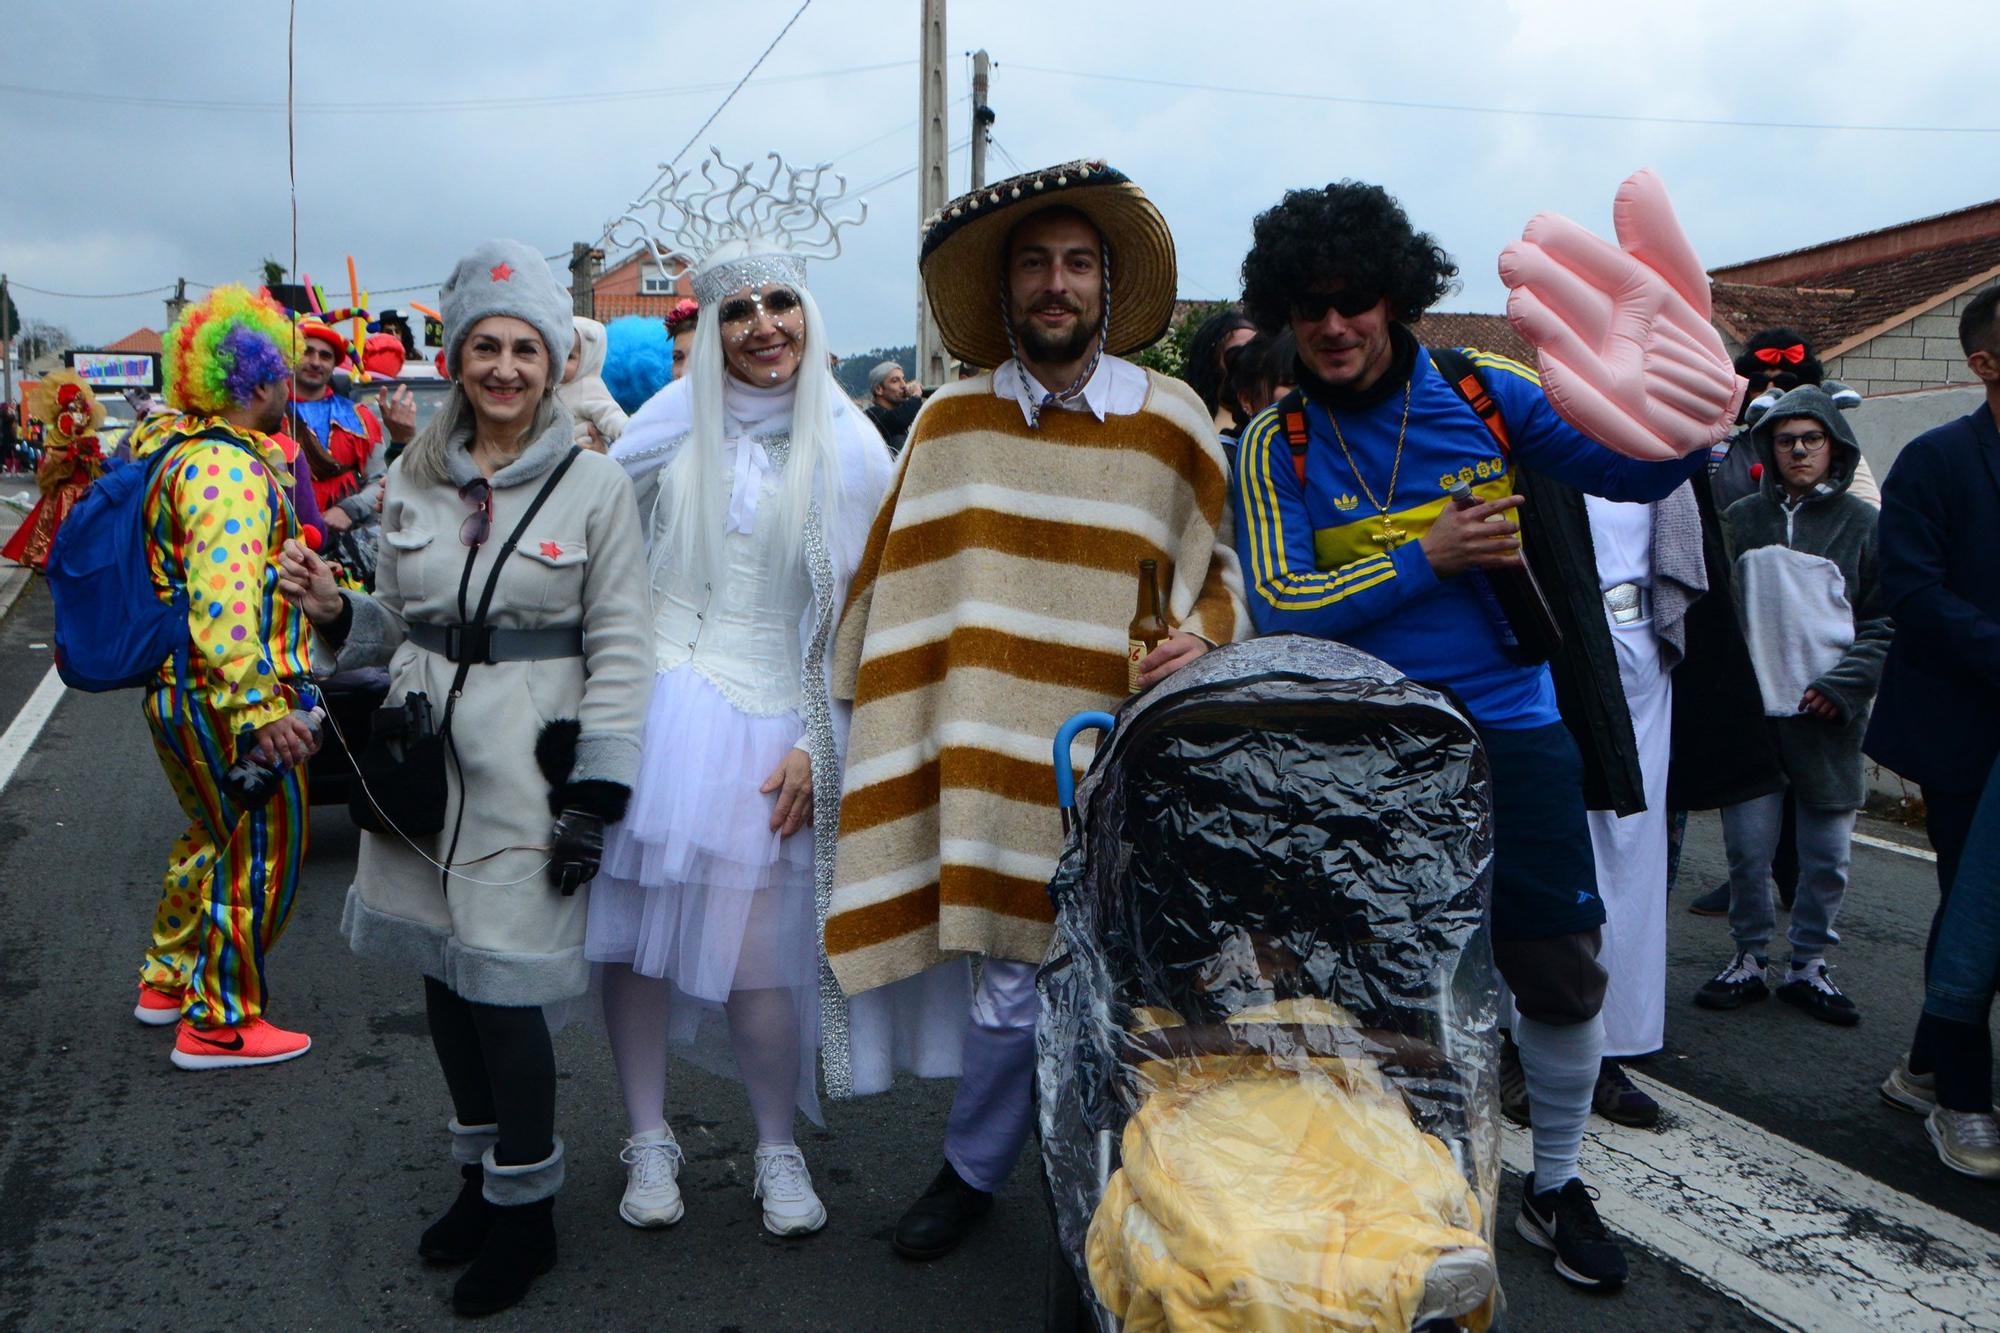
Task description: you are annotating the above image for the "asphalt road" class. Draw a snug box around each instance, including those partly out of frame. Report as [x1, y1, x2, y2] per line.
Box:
[0, 574, 1984, 1331]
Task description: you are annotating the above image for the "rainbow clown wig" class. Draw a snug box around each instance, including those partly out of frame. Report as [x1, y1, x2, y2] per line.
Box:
[164, 284, 299, 415]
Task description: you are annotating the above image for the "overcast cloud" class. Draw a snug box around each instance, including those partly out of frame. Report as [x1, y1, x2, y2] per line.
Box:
[5, 0, 1997, 356]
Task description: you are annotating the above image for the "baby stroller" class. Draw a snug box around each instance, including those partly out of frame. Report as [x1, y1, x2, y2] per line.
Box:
[1037, 636, 1503, 1331]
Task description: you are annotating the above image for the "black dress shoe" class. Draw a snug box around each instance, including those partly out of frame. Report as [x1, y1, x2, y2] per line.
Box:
[893, 1161, 993, 1260]
[419, 1164, 492, 1265]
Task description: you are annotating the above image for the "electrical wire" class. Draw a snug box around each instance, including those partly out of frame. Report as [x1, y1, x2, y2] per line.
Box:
[6, 281, 203, 300]
[853, 136, 971, 198]
[596, 0, 817, 252]
[0, 58, 906, 116]
[1005, 62, 2000, 136]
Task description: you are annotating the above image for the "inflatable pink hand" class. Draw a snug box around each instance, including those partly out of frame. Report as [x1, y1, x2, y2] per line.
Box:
[1498, 170, 1747, 461]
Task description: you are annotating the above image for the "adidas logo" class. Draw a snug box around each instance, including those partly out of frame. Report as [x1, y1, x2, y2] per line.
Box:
[1333, 493, 1360, 512]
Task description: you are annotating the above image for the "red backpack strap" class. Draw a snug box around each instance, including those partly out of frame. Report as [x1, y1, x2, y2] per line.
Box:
[1273, 388, 1311, 484]
[1430, 346, 1511, 457]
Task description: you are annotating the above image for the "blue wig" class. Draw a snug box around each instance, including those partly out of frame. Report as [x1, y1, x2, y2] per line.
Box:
[602, 315, 674, 414]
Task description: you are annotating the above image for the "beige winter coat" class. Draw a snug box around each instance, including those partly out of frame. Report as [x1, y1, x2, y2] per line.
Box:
[333, 415, 652, 1004]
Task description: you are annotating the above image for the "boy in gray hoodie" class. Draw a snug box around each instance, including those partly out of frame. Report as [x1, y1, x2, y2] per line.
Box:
[1695, 385, 1892, 1024]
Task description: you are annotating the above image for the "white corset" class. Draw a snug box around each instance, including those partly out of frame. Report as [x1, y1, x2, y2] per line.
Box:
[652, 433, 808, 715]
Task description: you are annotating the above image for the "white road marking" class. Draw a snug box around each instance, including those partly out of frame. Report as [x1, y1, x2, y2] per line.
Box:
[0, 665, 66, 795]
[1502, 1070, 2000, 1331]
[1855, 831, 1937, 863]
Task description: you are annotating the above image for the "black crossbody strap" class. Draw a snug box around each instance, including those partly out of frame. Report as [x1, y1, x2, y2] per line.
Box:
[442, 445, 584, 726]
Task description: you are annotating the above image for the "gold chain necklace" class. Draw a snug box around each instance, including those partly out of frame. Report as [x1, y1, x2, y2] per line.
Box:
[1323, 377, 1413, 547]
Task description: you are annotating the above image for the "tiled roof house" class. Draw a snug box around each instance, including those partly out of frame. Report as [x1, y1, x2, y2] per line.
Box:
[1708, 198, 2000, 396]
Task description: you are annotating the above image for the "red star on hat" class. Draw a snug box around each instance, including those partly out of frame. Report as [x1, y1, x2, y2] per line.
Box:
[539, 540, 563, 559]
[490, 262, 515, 282]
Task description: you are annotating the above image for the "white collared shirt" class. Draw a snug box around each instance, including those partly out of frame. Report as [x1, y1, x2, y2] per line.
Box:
[993, 355, 1148, 426]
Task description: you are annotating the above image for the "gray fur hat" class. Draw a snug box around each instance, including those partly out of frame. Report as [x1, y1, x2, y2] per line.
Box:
[439, 239, 575, 378]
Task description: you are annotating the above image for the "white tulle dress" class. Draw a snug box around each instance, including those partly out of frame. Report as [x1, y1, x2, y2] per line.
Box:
[586, 381, 823, 1117]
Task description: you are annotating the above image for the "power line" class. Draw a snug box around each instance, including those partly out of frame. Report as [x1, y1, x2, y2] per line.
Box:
[1006, 63, 2000, 136]
[853, 137, 970, 198]
[0, 58, 906, 116]
[598, 0, 817, 255]
[7, 281, 207, 300]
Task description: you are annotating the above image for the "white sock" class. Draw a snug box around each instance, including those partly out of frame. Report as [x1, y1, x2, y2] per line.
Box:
[1515, 1012, 1603, 1193]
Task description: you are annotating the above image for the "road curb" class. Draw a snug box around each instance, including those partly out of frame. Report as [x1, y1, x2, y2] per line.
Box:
[0, 565, 30, 626]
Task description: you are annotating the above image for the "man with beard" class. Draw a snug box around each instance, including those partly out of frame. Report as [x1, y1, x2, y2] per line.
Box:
[826, 161, 1247, 1261]
[288, 318, 414, 535]
[133, 285, 321, 1069]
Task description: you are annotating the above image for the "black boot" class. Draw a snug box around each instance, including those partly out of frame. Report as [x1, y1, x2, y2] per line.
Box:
[452, 1197, 556, 1318]
[419, 1164, 493, 1265]
[893, 1161, 993, 1261]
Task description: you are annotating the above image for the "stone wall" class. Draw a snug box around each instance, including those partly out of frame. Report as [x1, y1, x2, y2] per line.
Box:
[1825, 276, 1999, 395]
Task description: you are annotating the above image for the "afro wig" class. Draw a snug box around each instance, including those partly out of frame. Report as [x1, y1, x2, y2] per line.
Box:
[1240, 181, 1458, 332]
[602, 315, 674, 414]
[165, 284, 299, 415]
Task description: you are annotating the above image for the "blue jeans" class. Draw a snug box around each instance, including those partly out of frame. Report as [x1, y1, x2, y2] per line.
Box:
[1724, 792, 1855, 964]
[1924, 756, 2000, 1027]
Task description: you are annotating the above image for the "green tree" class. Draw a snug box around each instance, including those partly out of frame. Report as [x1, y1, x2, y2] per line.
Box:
[261, 257, 288, 287]
[1133, 301, 1224, 381]
[0, 283, 19, 343]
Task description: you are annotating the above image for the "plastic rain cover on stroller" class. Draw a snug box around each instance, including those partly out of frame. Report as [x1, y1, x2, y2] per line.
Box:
[1037, 636, 1501, 1332]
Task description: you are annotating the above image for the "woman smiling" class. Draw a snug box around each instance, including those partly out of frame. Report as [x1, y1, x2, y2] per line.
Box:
[279, 240, 652, 1317]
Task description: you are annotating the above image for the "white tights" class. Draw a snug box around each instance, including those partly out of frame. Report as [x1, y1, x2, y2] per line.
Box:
[603, 964, 802, 1148]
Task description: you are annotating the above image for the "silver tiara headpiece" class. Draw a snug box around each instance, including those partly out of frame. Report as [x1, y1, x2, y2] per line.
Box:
[604, 149, 868, 308]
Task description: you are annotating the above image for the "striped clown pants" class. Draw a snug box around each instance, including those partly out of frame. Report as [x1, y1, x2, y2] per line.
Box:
[141, 686, 308, 1029]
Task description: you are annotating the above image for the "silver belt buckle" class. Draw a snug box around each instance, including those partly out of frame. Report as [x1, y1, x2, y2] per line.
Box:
[1604, 582, 1647, 626]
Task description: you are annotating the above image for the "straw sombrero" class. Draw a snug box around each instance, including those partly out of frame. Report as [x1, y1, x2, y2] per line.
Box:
[919, 160, 1177, 372]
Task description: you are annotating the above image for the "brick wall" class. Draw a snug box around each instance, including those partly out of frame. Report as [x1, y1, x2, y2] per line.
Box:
[1825, 276, 1998, 394]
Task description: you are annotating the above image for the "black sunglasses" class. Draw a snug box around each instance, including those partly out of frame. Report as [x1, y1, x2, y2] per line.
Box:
[458, 477, 492, 548]
[1292, 290, 1384, 322]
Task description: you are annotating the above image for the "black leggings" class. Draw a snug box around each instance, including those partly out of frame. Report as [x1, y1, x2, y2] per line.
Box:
[424, 976, 557, 1167]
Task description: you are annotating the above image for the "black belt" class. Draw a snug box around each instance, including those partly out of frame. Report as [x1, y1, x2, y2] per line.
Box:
[409, 621, 583, 664]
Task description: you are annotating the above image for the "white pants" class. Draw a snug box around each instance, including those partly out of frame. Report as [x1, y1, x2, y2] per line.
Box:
[1589, 615, 1673, 1058]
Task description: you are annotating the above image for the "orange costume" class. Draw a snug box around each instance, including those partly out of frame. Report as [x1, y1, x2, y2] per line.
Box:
[2, 371, 106, 571]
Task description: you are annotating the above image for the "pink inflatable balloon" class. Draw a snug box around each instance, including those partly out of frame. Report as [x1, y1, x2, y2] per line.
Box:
[1497, 170, 1747, 461]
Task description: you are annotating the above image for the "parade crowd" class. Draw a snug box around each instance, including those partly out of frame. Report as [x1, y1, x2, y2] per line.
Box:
[12, 150, 2000, 1329]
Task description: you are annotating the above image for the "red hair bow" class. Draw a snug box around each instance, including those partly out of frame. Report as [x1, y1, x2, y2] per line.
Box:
[1754, 344, 1806, 366]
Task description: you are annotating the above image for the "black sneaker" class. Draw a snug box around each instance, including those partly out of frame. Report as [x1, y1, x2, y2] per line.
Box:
[1776, 959, 1859, 1027]
[1516, 1176, 1629, 1289]
[1498, 1033, 1531, 1127]
[1687, 882, 1730, 917]
[1592, 1060, 1660, 1129]
[1693, 951, 1768, 1010]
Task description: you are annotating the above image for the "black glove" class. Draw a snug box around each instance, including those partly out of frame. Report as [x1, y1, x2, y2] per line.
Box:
[548, 809, 605, 895]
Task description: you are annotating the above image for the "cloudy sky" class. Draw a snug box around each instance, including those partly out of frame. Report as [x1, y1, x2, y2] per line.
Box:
[6, 0, 1996, 358]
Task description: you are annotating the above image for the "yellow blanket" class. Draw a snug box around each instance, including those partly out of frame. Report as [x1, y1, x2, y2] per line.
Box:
[1084, 1003, 1493, 1331]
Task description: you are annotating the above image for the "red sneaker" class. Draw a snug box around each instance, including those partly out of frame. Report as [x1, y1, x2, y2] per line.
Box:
[171, 1018, 312, 1070]
[135, 984, 182, 1027]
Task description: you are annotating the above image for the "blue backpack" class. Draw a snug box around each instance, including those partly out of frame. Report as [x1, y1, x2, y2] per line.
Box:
[46, 427, 235, 692]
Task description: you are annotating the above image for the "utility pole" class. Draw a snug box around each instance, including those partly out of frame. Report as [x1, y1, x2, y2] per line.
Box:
[0, 273, 13, 408]
[569, 242, 602, 318]
[164, 278, 189, 330]
[914, 0, 948, 388]
[969, 50, 993, 192]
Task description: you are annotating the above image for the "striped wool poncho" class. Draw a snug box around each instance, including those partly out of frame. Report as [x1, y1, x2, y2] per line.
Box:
[826, 366, 1248, 995]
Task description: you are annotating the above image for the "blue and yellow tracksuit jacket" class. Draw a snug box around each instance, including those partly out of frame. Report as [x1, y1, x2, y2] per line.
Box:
[1233, 346, 1706, 730]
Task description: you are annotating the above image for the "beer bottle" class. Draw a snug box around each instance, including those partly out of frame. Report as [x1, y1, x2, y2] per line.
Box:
[1446, 480, 1562, 665]
[1127, 558, 1168, 694]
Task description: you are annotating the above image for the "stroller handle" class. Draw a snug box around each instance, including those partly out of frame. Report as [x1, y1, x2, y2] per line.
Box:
[1053, 711, 1117, 812]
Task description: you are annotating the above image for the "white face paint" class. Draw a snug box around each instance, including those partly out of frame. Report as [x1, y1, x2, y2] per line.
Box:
[717, 283, 805, 387]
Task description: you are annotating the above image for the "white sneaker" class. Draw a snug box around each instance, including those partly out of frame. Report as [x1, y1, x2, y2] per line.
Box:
[618, 1128, 685, 1228]
[752, 1145, 827, 1236]
[1927, 1108, 2000, 1180]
